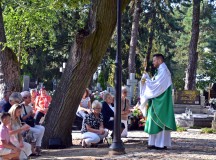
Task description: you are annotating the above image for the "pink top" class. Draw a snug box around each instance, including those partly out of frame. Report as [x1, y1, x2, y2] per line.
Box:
[35, 95, 52, 114]
[0, 124, 10, 149]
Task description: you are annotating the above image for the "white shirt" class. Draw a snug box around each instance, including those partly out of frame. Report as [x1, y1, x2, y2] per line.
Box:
[21, 104, 33, 117]
[80, 97, 90, 109]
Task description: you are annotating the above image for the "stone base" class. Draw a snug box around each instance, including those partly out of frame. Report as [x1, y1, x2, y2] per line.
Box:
[212, 121, 216, 129]
[174, 104, 203, 114]
[175, 114, 194, 127]
[175, 114, 214, 128]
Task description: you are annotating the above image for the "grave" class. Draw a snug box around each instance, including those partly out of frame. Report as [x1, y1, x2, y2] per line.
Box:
[23, 75, 30, 91]
[212, 112, 216, 129]
[174, 90, 204, 114]
[176, 113, 214, 128]
[126, 73, 138, 105]
[107, 87, 115, 96]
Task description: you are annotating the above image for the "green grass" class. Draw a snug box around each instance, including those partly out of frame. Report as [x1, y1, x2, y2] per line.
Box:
[177, 126, 187, 132]
[201, 128, 216, 134]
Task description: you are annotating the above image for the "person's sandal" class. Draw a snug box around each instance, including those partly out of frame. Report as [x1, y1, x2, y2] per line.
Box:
[35, 146, 42, 156]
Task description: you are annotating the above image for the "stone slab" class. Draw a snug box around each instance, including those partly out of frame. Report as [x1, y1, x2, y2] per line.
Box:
[174, 104, 203, 114]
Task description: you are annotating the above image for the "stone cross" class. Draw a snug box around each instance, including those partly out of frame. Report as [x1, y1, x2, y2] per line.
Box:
[23, 75, 30, 91]
[127, 73, 138, 104]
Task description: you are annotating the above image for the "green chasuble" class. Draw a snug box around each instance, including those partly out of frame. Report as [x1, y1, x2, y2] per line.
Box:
[144, 86, 177, 134]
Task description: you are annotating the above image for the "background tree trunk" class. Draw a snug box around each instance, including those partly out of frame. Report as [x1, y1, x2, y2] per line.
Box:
[0, 4, 21, 98]
[128, 0, 141, 74]
[146, 11, 156, 72]
[184, 0, 201, 90]
[42, 0, 130, 148]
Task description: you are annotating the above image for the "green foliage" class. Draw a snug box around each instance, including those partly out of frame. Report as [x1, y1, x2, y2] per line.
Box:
[201, 128, 216, 134]
[177, 126, 187, 132]
[107, 63, 115, 87]
[98, 71, 106, 90]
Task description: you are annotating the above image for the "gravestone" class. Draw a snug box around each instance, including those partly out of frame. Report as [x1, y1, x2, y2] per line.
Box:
[52, 79, 57, 91]
[107, 87, 115, 96]
[127, 73, 138, 104]
[212, 112, 216, 129]
[23, 75, 30, 91]
[174, 90, 203, 114]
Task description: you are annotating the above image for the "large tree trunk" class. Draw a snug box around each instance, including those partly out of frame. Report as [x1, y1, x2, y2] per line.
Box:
[184, 0, 200, 90]
[128, 0, 141, 74]
[42, 0, 129, 148]
[0, 4, 21, 98]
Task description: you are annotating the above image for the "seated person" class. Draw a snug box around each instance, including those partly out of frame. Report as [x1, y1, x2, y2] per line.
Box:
[2, 92, 23, 113]
[81, 100, 108, 148]
[0, 112, 20, 160]
[34, 88, 52, 125]
[21, 91, 45, 155]
[0, 90, 11, 112]
[76, 88, 92, 119]
[101, 92, 125, 138]
[121, 86, 131, 137]
[8, 104, 32, 159]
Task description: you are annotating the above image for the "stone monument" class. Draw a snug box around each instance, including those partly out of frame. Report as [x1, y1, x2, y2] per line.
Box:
[126, 73, 138, 104]
[212, 112, 216, 130]
[23, 75, 30, 91]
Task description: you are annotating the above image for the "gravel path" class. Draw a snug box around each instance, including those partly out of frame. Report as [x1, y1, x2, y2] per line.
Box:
[31, 130, 216, 160]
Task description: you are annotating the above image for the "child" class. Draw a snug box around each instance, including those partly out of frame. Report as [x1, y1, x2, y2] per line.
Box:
[0, 112, 20, 160]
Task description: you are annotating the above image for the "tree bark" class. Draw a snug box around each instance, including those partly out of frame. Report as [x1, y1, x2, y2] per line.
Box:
[128, 0, 141, 74]
[184, 0, 200, 90]
[42, 0, 130, 148]
[0, 4, 21, 98]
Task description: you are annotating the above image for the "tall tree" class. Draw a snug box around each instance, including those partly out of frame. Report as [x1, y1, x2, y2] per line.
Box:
[0, 3, 21, 98]
[42, 0, 130, 148]
[128, 0, 141, 74]
[184, 0, 201, 90]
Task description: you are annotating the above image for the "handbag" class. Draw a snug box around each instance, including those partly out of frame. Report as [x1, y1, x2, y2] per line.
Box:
[23, 105, 35, 127]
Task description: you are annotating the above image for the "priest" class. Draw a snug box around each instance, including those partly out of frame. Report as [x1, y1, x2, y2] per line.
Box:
[139, 54, 176, 150]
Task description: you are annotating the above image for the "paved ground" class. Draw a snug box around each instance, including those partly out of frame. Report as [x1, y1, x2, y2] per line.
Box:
[32, 130, 216, 160]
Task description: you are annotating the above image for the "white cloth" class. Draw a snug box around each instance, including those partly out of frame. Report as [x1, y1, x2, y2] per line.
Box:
[0, 148, 12, 156]
[121, 120, 128, 137]
[82, 129, 108, 146]
[10, 122, 32, 159]
[29, 125, 45, 147]
[139, 63, 172, 116]
[148, 130, 171, 148]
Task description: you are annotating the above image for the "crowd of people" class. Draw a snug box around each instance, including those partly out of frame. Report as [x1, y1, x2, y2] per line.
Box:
[77, 87, 132, 148]
[0, 88, 51, 159]
[0, 53, 177, 159]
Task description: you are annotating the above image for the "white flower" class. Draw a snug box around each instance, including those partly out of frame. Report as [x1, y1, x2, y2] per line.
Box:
[209, 98, 216, 105]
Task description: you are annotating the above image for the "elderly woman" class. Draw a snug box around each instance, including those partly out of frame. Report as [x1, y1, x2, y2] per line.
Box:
[121, 86, 131, 137]
[2, 92, 23, 112]
[81, 100, 108, 148]
[8, 104, 32, 159]
[101, 92, 125, 138]
[20, 91, 45, 155]
[76, 88, 92, 119]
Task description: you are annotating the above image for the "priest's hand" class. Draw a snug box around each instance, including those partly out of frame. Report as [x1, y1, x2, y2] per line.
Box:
[141, 73, 149, 84]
